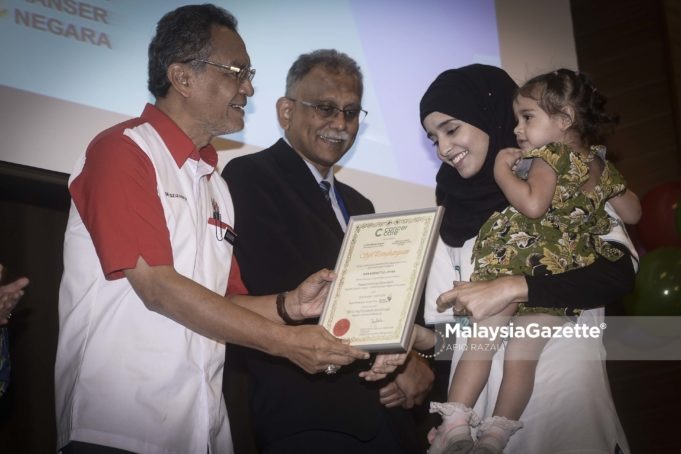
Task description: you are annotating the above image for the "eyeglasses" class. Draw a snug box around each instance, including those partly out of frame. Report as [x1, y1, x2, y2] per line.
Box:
[189, 59, 256, 82]
[287, 98, 367, 123]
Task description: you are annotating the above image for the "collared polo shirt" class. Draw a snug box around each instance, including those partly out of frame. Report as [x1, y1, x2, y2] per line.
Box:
[56, 104, 241, 453]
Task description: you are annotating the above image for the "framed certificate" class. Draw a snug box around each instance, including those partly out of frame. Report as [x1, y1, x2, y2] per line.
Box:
[319, 207, 444, 352]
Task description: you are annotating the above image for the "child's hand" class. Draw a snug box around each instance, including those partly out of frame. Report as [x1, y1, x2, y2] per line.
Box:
[495, 147, 523, 171]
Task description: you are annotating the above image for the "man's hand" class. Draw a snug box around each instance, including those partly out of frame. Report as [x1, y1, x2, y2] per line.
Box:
[124, 258, 365, 372]
[436, 276, 526, 320]
[0, 265, 29, 325]
[379, 352, 434, 408]
[282, 324, 369, 374]
[286, 269, 336, 320]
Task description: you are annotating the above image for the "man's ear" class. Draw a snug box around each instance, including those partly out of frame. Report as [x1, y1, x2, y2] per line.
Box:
[167, 63, 192, 97]
[560, 105, 576, 130]
[276, 97, 293, 129]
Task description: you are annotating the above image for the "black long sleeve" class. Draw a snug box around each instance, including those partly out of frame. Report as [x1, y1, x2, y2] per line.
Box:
[525, 242, 635, 310]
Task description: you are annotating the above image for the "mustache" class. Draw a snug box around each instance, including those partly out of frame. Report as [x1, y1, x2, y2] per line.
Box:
[320, 131, 350, 141]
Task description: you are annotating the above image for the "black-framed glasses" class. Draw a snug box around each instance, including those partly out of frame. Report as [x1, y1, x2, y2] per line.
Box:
[188, 58, 256, 82]
[287, 98, 367, 123]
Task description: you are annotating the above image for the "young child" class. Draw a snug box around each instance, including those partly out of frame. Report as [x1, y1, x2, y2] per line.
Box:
[427, 68, 641, 454]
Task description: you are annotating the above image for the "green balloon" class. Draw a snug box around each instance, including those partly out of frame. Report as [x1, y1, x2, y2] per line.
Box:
[624, 247, 681, 316]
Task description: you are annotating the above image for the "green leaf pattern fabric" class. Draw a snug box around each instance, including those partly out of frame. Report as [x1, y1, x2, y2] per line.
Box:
[471, 143, 627, 314]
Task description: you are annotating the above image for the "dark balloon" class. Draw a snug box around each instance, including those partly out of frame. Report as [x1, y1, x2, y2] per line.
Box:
[676, 194, 681, 236]
[636, 181, 681, 251]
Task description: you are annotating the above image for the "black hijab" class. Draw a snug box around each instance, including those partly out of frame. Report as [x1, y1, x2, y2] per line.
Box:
[419, 64, 518, 247]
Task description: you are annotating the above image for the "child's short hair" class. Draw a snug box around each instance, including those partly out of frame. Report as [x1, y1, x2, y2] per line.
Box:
[517, 68, 619, 146]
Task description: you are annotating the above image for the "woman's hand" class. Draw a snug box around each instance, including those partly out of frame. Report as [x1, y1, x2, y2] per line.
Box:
[359, 353, 408, 381]
[359, 324, 436, 381]
[436, 276, 527, 320]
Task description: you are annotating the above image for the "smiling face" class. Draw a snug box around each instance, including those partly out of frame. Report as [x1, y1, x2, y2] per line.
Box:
[278, 65, 362, 176]
[423, 111, 490, 179]
[189, 26, 254, 139]
[512, 94, 569, 151]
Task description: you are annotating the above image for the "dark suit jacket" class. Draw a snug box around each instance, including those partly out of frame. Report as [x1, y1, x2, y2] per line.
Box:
[222, 139, 416, 452]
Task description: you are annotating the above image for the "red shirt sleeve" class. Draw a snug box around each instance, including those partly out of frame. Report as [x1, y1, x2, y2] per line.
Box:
[70, 128, 174, 280]
[226, 255, 249, 295]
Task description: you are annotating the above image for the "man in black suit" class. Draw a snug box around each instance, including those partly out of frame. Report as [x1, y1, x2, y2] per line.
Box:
[222, 49, 434, 453]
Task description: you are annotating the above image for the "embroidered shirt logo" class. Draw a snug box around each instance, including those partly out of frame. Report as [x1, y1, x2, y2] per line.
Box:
[165, 191, 187, 201]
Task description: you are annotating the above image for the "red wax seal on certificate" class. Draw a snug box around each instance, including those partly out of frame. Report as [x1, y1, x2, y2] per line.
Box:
[333, 318, 350, 337]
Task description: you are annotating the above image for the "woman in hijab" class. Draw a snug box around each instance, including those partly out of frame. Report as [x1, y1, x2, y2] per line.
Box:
[419, 64, 634, 453]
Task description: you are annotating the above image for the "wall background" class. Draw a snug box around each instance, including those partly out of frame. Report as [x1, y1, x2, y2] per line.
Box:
[570, 1, 681, 453]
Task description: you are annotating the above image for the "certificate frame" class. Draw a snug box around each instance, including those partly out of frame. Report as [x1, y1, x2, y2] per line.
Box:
[319, 207, 444, 352]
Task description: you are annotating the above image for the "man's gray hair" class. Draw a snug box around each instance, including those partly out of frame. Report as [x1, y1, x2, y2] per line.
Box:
[285, 49, 363, 97]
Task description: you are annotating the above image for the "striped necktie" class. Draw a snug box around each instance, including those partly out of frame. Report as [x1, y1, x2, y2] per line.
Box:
[319, 180, 331, 202]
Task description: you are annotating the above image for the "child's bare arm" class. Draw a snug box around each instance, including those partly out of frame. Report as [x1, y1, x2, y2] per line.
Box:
[494, 148, 557, 219]
[608, 189, 641, 224]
